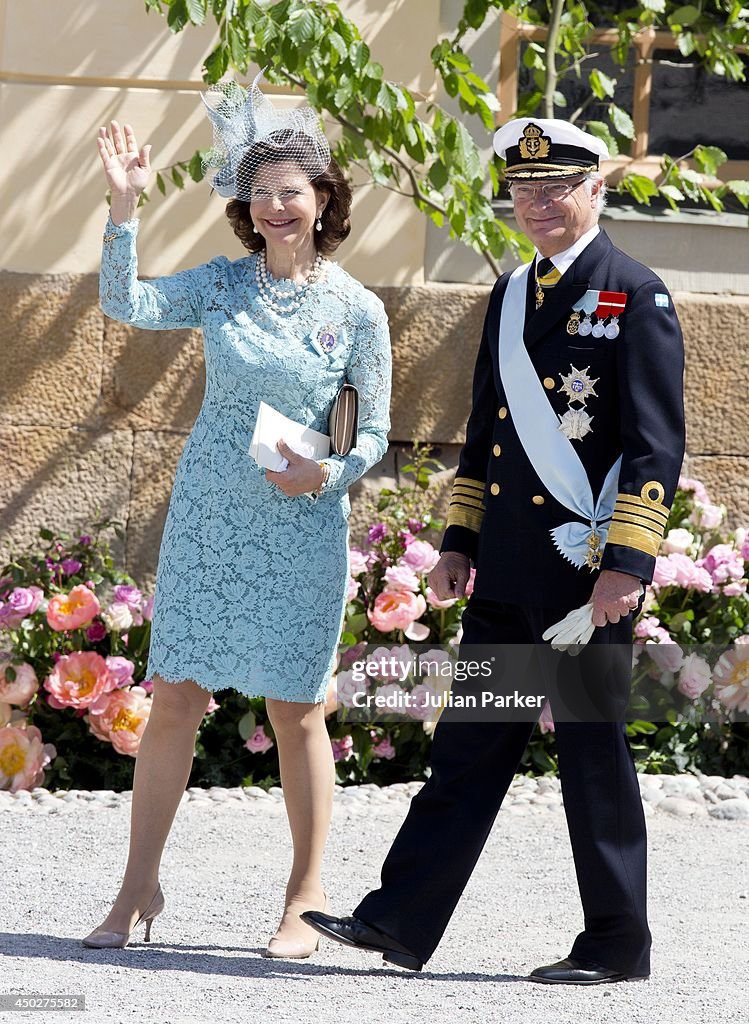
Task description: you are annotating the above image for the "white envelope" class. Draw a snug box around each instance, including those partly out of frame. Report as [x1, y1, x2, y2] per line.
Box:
[248, 401, 330, 471]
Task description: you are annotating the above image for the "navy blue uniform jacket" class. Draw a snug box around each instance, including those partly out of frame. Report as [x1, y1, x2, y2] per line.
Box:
[441, 229, 686, 608]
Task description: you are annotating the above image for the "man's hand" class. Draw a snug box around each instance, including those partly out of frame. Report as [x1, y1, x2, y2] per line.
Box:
[589, 569, 642, 628]
[265, 439, 325, 497]
[428, 552, 472, 601]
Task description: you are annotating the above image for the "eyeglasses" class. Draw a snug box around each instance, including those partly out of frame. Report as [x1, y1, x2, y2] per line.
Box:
[511, 178, 586, 203]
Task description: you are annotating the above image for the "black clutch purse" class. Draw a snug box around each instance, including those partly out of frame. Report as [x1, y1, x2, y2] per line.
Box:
[328, 382, 359, 456]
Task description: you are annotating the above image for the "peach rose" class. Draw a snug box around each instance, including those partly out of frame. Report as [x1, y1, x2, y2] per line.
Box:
[368, 590, 426, 633]
[0, 661, 39, 707]
[46, 585, 101, 631]
[712, 646, 749, 713]
[88, 686, 152, 757]
[0, 723, 56, 792]
[44, 651, 115, 709]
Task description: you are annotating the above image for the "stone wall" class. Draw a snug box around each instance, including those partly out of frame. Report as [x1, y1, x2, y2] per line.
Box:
[1, 271, 747, 586]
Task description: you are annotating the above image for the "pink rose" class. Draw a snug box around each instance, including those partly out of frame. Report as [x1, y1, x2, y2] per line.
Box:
[662, 529, 694, 556]
[244, 724, 274, 755]
[88, 686, 152, 757]
[0, 586, 44, 629]
[331, 734, 354, 762]
[652, 557, 677, 589]
[0, 722, 56, 792]
[372, 682, 408, 709]
[646, 638, 684, 674]
[368, 645, 413, 681]
[86, 620, 108, 643]
[205, 696, 221, 715]
[426, 586, 457, 610]
[0, 662, 39, 707]
[372, 733, 396, 760]
[401, 540, 440, 575]
[677, 654, 712, 700]
[735, 635, 749, 644]
[368, 591, 426, 633]
[678, 476, 709, 503]
[141, 596, 155, 622]
[46, 585, 100, 631]
[634, 616, 663, 640]
[407, 684, 437, 721]
[723, 581, 748, 597]
[384, 564, 420, 592]
[113, 583, 142, 608]
[335, 669, 366, 709]
[102, 602, 134, 632]
[741, 538, 749, 562]
[346, 577, 360, 601]
[105, 656, 135, 688]
[712, 646, 749, 713]
[538, 700, 555, 734]
[698, 544, 745, 585]
[691, 502, 724, 530]
[44, 651, 115, 709]
[349, 548, 368, 577]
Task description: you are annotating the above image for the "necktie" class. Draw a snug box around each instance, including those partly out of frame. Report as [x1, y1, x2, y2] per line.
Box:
[535, 257, 561, 308]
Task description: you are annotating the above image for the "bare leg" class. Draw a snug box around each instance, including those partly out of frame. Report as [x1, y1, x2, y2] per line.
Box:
[263, 697, 333, 957]
[84, 676, 212, 938]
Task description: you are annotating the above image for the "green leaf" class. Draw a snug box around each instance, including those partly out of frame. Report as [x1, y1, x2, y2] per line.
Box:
[237, 710, 256, 741]
[187, 150, 206, 182]
[228, 24, 248, 68]
[609, 103, 635, 139]
[589, 68, 617, 100]
[659, 184, 685, 202]
[287, 7, 317, 44]
[726, 179, 749, 208]
[677, 32, 696, 57]
[185, 0, 206, 26]
[622, 173, 659, 204]
[328, 31, 348, 63]
[5, 666, 16, 682]
[349, 40, 370, 72]
[156, 172, 166, 196]
[166, 0, 189, 33]
[428, 160, 448, 190]
[39, 528, 55, 541]
[693, 145, 727, 176]
[203, 43, 229, 83]
[668, 5, 701, 28]
[585, 120, 618, 158]
[457, 76, 478, 107]
[171, 167, 184, 188]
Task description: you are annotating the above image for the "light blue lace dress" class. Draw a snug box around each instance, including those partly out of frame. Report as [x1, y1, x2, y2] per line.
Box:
[100, 217, 391, 702]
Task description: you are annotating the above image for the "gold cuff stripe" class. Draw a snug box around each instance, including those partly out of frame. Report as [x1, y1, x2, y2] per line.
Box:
[449, 498, 486, 512]
[453, 476, 485, 491]
[611, 511, 667, 536]
[606, 521, 661, 558]
[613, 507, 668, 530]
[452, 484, 486, 496]
[614, 498, 669, 524]
[446, 507, 485, 533]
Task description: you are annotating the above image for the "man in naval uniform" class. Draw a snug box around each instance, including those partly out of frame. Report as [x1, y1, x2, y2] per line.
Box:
[304, 119, 685, 983]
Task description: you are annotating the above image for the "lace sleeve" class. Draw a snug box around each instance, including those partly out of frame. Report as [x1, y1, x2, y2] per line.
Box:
[321, 298, 392, 493]
[99, 215, 208, 329]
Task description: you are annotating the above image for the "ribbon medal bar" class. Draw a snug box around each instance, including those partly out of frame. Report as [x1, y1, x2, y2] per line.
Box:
[592, 291, 627, 338]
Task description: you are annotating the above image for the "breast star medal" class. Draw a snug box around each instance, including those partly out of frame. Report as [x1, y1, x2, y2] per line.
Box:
[558, 365, 598, 406]
[558, 408, 594, 441]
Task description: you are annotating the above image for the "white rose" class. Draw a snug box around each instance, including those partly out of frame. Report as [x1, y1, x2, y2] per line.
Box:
[662, 528, 694, 556]
[101, 602, 134, 632]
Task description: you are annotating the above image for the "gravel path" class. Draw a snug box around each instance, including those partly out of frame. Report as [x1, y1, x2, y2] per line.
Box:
[1, 776, 747, 1024]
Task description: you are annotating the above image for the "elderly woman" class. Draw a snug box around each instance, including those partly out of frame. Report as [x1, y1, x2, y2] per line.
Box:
[83, 80, 391, 958]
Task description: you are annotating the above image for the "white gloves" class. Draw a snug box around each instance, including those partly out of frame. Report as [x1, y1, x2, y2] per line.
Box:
[541, 603, 596, 654]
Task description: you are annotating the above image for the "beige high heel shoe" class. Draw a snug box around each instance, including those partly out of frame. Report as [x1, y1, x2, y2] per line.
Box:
[81, 885, 165, 949]
[262, 892, 327, 960]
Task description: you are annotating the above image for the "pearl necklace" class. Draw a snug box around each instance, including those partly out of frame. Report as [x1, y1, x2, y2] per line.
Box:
[255, 250, 326, 315]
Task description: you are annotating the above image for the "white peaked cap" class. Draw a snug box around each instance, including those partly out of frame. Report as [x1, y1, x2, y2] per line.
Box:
[493, 117, 610, 179]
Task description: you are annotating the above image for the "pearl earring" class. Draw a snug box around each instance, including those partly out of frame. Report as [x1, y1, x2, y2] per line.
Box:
[315, 217, 322, 232]
[252, 222, 258, 233]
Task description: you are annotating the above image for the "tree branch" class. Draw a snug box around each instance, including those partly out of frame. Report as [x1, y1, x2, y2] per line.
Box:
[542, 0, 565, 118]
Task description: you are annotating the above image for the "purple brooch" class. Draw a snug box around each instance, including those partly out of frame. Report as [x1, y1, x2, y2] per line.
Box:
[318, 328, 337, 353]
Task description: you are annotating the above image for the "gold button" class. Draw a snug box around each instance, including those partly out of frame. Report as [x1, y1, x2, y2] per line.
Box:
[493, 444, 502, 457]
[543, 377, 555, 390]
[490, 483, 501, 496]
[498, 406, 508, 419]
[532, 495, 545, 505]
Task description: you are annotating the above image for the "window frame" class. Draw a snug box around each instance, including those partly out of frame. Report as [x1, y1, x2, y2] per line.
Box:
[497, 16, 749, 184]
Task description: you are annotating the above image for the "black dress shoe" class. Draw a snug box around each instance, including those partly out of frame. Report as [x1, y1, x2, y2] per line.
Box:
[300, 911, 423, 972]
[530, 957, 649, 985]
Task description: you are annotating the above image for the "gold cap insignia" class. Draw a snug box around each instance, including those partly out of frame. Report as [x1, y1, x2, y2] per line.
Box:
[519, 122, 551, 160]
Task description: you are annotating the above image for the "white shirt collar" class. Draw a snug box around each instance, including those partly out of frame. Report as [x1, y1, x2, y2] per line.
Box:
[536, 224, 600, 279]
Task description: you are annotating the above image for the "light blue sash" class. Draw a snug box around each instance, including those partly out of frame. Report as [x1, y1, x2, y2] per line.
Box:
[497, 264, 621, 569]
